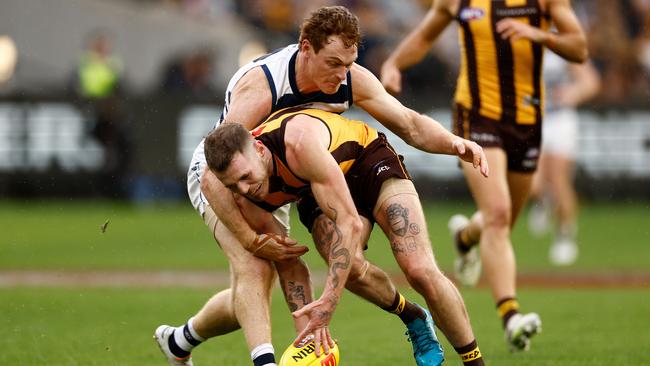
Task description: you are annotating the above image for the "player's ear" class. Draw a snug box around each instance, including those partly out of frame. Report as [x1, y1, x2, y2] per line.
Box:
[254, 140, 265, 156]
[300, 39, 312, 54]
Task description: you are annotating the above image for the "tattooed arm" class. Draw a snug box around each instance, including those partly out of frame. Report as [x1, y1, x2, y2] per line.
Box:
[283, 115, 364, 355]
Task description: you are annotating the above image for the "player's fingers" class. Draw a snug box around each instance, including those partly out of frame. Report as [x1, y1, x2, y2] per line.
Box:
[282, 236, 298, 245]
[326, 328, 335, 351]
[480, 152, 489, 177]
[288, 245, 309, 254]
[314, 330, 322, 357]
[495, 18, 513, 32]
[481, 160, 489, 177]
[292, 306, 308, 319]
[320, 328, 330, 355]
[472, 146, 481, 168]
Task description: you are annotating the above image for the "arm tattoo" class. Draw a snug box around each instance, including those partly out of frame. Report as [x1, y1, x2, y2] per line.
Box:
[280, 278, 307, 312]
[279, 278, 298, 312]
[387, 203, 409, 236]
[326, 204, 350, 289]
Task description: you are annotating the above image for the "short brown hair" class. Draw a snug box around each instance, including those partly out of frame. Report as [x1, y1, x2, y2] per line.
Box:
[204, 123, 251, 173]
[299, 6, 360, 53]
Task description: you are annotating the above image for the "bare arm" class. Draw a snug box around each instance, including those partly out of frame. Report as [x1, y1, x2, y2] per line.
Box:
[380, 0, 455, 94]
[496, 0, 588, 63]
[204, 172, 313, 330]
[222, 67, 273, 128]
[283, 116, 364, 354]
[354, 65, 489, 177]
[554, 61, 601, 108]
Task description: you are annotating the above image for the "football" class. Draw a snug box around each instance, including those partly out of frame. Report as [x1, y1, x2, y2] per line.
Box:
[278, 336, 340, 366]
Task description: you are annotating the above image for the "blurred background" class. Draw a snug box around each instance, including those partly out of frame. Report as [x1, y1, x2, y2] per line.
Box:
[1, 0, 649, 202]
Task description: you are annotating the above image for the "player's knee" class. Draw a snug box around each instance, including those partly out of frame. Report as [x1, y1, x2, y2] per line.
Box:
[404, 265, 441, 293]
[483, 203, 511, 229]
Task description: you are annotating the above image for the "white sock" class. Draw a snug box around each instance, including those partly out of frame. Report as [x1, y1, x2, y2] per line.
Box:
[173, 317, 204, 353]
[187, 317, 206, 342]
[251, 343, 276, 366]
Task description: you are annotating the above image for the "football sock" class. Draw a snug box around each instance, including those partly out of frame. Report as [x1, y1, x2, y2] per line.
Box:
[497, 297, 520, 328]
[557, 222, 577, 241]
[456, 229, 475, 254]
[251, 343, 276, 366]
[455, 339, 484, 366]
[168, 317, 205, 358]
[383, 292, 426, 324]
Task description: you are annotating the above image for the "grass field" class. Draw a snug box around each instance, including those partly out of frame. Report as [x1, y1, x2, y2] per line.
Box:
[2, 200, 650, 365]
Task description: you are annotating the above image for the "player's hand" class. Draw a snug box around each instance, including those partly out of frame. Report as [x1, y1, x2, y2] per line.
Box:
[247, 233, 309, 261]
[452, 138, 489, 177]
[292, 297, 336, 357]
[496, 18, 547, 43]
[380, 61, 403, 95]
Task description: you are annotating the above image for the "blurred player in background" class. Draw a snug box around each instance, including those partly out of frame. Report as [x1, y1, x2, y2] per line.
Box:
[528, 50, 600, 265]
[156, 6, 487, 366]
[381, 0, 588, 352]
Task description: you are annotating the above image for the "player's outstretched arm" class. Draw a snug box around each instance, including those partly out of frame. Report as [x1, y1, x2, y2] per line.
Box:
[283, 116, 364, 356]
[353, 65, 489, 177]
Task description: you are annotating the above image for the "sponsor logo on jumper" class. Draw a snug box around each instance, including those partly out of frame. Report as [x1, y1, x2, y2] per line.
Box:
[495, 7, 538, 17]
[377, 165, 391, 175]
[470, 132, 499, 143]
[459, 7, 485, 21]
[526, 148, 540, 158]
[523, 95, 541, 106]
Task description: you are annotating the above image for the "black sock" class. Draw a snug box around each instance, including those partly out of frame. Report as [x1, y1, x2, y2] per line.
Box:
[382, 291, 426, 324]
[167, 330, 191, 358]
[455, 339, 484, 366]
[252, 353, 275, 366]
[456, 229, 475, 254]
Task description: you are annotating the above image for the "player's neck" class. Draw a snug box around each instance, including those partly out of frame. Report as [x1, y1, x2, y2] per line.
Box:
[294, 52, 319, 94]
[262, 144, 273, 175]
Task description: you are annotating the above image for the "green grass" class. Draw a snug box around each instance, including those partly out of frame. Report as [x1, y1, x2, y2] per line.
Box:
[2, 200, 649, 273]
[2, 200, 650, 365]
[2, 286, 649, 365]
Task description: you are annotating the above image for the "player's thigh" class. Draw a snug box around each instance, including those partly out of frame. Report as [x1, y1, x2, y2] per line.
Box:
[205, 205, 273, 278]
[373, 189, 439, 274]
[461, 148, 512, 224]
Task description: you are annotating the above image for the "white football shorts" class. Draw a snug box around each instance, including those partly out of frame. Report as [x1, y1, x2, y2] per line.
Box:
[542, 108, 579, 159]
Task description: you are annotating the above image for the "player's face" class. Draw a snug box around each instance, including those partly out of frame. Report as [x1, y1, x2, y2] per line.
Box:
[307, 36, 357, 94]
[216, 143, 269, 201]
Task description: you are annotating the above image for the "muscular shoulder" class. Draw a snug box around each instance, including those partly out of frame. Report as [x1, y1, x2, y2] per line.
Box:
[231, 67, 271, 99]
[226, 67, 273, 128]
[283, 114, 329, 151]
